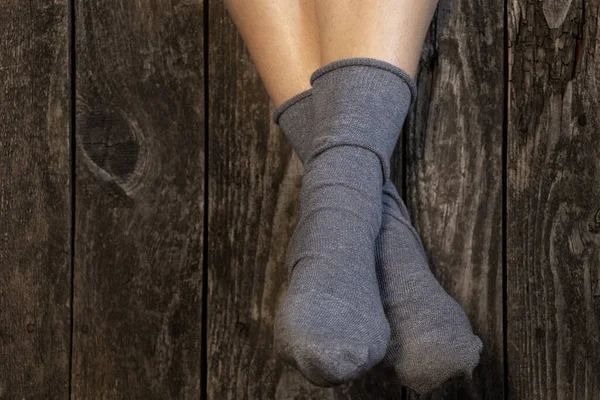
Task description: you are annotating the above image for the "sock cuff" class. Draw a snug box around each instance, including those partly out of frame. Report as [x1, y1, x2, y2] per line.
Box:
[309, 57, 417, 105]
[309, 58, 414, 181]
[272, 89, 313, 125]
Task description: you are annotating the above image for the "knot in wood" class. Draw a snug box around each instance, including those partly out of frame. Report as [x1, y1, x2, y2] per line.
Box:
[79, 109, 140, 180]
[588, 209, 600, 234]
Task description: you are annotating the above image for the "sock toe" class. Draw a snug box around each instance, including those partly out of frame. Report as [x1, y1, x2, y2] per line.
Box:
[395, 333, 483, 394]
[277, 334, 372, 386]
[275, 291, 389, 386]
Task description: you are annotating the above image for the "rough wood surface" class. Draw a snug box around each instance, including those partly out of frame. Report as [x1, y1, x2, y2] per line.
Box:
[405, 1, 505, 399]
[72, 1, 205, 398]
[207, 4, 309, 397]
[0, 2, 71, 398]
[507, 1, 600, 398]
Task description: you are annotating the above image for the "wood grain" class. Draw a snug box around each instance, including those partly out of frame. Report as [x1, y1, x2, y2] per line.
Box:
[207, 3, 310, 397]
[507, 1, 600, 398]
[0, 1, 71, 398]
[72, 1, 205, 398]
[405, 0, 505, 398]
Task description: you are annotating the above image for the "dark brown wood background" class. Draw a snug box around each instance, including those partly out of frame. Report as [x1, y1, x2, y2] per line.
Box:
[1, 0, 598, 399]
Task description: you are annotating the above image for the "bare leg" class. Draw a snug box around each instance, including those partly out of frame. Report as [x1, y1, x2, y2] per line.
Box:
[315, 0, 438, 78]
[224, 0, 320, 106]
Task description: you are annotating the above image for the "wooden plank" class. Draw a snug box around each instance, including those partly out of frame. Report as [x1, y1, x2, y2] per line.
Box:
[0, 1, 71, 398]
[405, 0, 505, 398]
[208, 3, 407, 398]
[207, 4, 312, 397]
[507, 1, 600, 398]
[72, 1, 205, 398]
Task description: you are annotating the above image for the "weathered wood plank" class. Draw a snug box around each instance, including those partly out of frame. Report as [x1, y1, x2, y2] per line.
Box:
[0, 1, 71, 398]
[405, 0, 505, 398]
[72, 1, 205, 398]
[208, 3, 407, 398]
[507, 1, 600, 398]
[207, 4, 312, 398]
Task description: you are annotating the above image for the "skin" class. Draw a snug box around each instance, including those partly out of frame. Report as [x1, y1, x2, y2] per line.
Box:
[315, 0, 438, 78]
[223, 0, 320, 107]
[224, 0, 439, 107]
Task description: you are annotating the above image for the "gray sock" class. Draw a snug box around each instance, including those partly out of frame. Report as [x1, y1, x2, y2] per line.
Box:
[378, 183, 483, 394]
[274, 58, 482, 392]
[272, 58, 415, 386]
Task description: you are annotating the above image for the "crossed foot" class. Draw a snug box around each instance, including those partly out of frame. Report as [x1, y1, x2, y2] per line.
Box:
[272, 58, 482, 395]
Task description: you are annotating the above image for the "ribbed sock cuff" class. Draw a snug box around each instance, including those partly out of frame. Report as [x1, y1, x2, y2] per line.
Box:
[310, 57, 417, 105]
[309, 57, 415, 181]
[272, 89, 313, 125]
